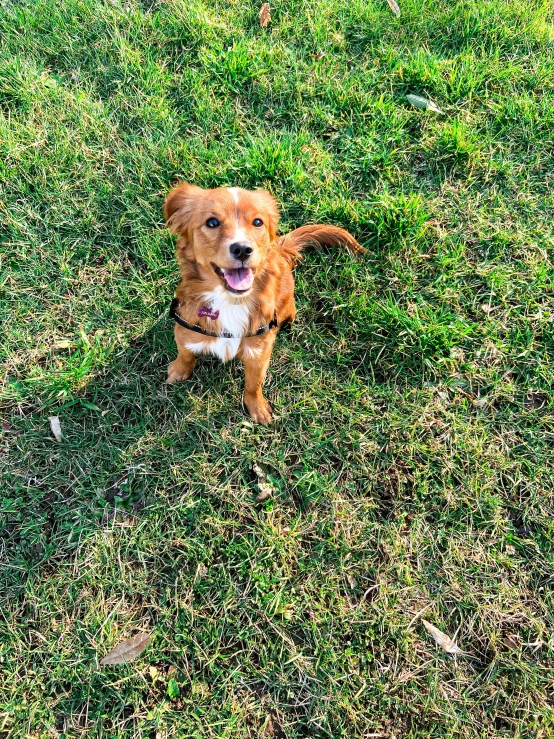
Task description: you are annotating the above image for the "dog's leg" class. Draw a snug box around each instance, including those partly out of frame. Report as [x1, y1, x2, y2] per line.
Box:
[281, 303, 297, 332]
[167, 348, 196, 383]
[241, 333, 277, 425]
[167, 329, 197, 383]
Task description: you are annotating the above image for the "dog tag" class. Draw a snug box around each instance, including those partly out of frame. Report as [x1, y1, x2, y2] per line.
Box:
[198, 306, 220, 320]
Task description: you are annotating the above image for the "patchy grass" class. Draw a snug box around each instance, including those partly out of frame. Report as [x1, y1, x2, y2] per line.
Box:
[1, 0, 554, 737]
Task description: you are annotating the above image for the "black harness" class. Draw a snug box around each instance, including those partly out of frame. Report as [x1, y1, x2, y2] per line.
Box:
[169, 298, 278, 339]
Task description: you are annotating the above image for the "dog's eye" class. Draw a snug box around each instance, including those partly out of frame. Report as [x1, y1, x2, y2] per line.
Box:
[252, 218, 263, 227]
[206, 217, 220, 228]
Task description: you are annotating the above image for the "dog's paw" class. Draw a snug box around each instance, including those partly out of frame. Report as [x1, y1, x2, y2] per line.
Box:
[166, 359, 193, 384]
[245, 397, 273, 426]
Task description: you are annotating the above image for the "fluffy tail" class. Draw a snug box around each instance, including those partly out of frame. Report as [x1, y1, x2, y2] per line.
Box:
[278, 224, 365, 263]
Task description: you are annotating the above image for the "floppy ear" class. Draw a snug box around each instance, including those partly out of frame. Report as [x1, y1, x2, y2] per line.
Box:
[255, 189, 280, 243]
[164, 182, 204, 235]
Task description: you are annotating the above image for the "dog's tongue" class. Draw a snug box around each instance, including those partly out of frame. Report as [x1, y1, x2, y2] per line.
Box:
[223, 267, 254, 291]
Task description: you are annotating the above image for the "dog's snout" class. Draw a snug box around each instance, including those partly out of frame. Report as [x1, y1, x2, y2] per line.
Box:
[230, 242, 253, 261]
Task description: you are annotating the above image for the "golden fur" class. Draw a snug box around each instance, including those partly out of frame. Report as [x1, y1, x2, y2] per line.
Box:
[165, 183, 363, 424]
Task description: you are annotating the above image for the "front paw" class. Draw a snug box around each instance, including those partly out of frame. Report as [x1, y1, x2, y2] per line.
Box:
[245, 396, 273, 426]
[167, 359, 194, 383]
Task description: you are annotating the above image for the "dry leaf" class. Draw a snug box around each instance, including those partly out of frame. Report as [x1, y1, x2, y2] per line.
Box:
[49, 416, 62, 442]
[253, 463, 266, 480]
[422, 619, 464, 654]
[259, 2, 271, 27]
[256, 484, 273, 502]
[253, 462, 274, 501]
[100, 633, 152, 665]
[386, 0, 400, 17]
[311, 51, 327, 60]
[406, 94, 444, 114]
[347, 574, 357, 589]
[502, 635, 519, 650]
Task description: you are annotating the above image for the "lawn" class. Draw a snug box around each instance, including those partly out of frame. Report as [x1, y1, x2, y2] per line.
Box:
[1, 0, 554, 736]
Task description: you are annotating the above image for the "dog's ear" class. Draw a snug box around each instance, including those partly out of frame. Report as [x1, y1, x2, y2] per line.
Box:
[255, 190, 280, 243]
[164, 182, 204, 235]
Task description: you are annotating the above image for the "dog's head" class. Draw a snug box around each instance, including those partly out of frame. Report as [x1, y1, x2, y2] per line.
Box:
[165, 183, 279, 296]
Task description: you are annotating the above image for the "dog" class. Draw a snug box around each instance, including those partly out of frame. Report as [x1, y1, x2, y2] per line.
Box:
[165, 183, 363, 425]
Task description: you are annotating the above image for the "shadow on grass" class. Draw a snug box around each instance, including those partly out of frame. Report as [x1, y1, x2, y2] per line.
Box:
[1, 289, 446, 597]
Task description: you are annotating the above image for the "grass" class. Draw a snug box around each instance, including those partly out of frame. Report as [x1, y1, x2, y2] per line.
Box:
[1, 0, 554, 736]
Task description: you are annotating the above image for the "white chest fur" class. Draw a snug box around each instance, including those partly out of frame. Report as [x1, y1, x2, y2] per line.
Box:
[183, 286, 255, 362]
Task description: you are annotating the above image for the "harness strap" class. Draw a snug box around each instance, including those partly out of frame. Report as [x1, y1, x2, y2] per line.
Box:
[170, 298, 278, 339]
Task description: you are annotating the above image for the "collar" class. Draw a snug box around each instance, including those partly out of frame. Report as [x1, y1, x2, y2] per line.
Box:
[169, 298, 278, 339]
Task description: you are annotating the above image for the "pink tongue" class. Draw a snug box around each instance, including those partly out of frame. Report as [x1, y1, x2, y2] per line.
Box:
[223, 267, 254, 291]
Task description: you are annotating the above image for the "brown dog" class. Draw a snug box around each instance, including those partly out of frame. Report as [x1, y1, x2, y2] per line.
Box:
[165, 183, 363, 424]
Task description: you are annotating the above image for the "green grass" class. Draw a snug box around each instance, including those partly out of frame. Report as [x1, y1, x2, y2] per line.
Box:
[1, 0, 554, 736]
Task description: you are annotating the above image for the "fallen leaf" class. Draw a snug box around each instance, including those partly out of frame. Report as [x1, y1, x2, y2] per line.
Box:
[406, 94, 444, 114]
[256, 484, 273, 502]
[422, 619, 464, 654]
[49, 416, 62, 442]
[259, 2, 271, 27]
[386, 0, 400, 16]
[502, 635, 519, 650]
[311, 51, 327, 60]
[100, 633, 152, 665]
[347, 574, 357, 589]
[252, 462, 274, 501]
[472, 397, 488, 407]
[2, 421, 12, 432]
[54, 339, 73, 349]
[253, 463, 266, 480]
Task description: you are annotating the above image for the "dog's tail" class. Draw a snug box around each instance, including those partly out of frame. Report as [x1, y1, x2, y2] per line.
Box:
[278, 224, 365, 263]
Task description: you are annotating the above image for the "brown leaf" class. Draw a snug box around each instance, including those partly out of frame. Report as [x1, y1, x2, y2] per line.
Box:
[259, 2, 271, 27]
[49, 416, 62, 442]
[347, 574, 357, 589]
[256, 484, 273, 502]
[502, 635, 519, 650]
[100, 633, 152, 665]
[386, 0, 400, 17]
[2, 421, 12, 432]
[422, 619, 464, 654]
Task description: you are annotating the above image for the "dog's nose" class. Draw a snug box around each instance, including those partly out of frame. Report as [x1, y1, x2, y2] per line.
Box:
[230, 243, 253, 261]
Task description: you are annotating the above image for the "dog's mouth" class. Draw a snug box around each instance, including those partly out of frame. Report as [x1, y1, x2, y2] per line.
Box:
[212, 264, 255, 294]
